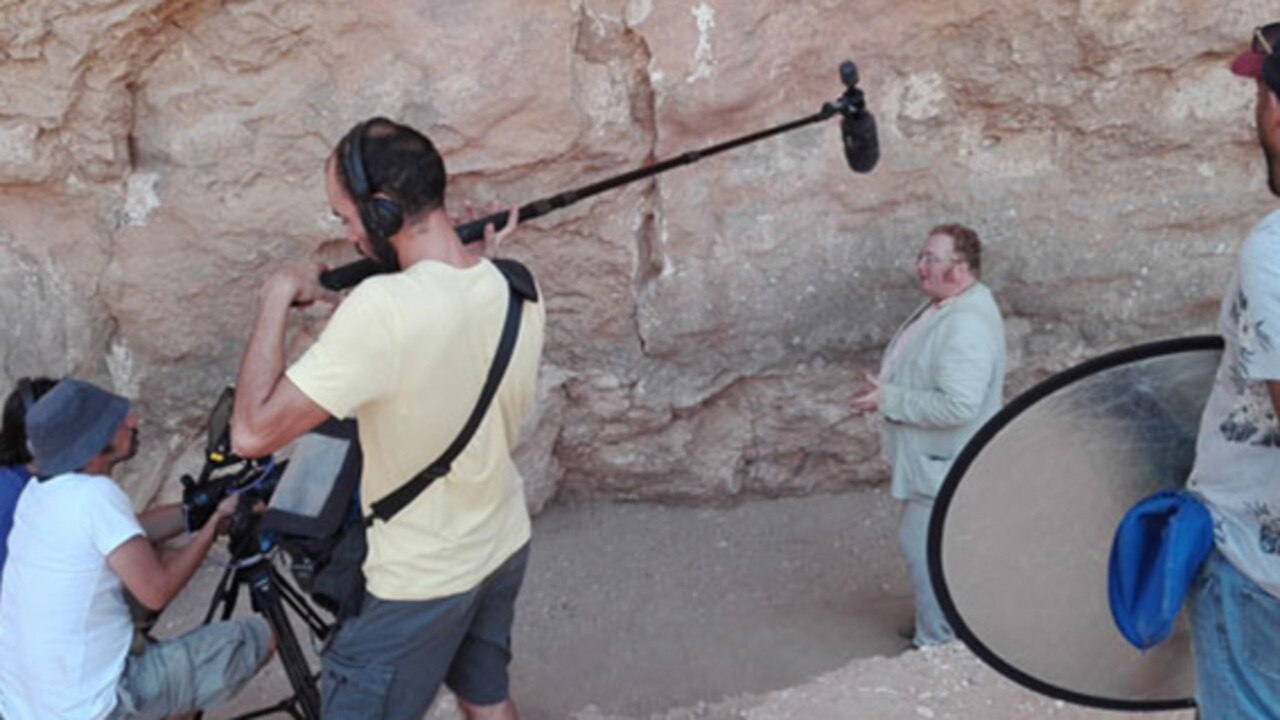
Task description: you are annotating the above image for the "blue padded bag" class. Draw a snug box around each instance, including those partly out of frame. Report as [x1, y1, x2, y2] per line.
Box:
[1107, 490, 1215, 650]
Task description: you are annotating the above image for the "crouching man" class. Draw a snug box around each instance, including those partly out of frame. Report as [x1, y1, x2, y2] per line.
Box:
[0, 379, 275, 719]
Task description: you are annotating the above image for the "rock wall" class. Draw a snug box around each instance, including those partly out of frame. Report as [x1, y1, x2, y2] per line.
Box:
[1, 0, 1273, 509]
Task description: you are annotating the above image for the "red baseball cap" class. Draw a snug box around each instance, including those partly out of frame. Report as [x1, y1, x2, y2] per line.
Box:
[1232, 49, 1267, 79]
[1234, 23, 1280, 92]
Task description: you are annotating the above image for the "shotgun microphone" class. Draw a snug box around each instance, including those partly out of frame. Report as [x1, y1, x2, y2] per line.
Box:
[318, 60, 877, 291]
[838, 60, 880, 174]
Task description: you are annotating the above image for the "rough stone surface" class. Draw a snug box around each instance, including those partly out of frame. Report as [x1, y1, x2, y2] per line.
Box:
[568, 644, 1194, 720]
[0, 2, 1273, 503]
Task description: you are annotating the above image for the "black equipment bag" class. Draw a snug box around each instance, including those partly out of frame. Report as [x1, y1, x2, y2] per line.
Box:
[261, 417, 363, 605]
[269, 259, 536, 620]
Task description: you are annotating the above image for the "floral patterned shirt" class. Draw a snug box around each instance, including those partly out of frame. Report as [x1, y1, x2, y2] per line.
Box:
[1188, 207, 1280, 599]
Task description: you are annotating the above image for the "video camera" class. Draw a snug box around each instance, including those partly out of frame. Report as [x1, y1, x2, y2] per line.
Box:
[178, 386, 362, 720]
[181, 384, 363, 607]
[179, 385, 284, 558]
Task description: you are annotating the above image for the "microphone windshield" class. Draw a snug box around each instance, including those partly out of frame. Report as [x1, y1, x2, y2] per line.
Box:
[842, 110, 880, 174]
[836, 59, 878, 173]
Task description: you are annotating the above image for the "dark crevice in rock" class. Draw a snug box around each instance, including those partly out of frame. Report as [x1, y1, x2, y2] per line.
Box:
[629, 32, 662, 361]
[568, 5, 662, 359]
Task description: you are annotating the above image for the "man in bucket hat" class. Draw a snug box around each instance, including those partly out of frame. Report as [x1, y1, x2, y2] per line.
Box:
[1178, 24, 1280, 719]
[0, 379, 275, 720]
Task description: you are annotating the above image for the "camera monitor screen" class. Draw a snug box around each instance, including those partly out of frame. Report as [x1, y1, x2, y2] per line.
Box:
[205, 386, 235, 458]
[261, 418, 361, 540]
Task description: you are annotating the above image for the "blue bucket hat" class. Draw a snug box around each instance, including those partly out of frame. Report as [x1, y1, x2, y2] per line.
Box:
[1108, 490, 1215, 650]
[25, 379, 131, 477]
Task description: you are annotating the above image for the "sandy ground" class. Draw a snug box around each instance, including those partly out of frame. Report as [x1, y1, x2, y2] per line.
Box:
[149, 488, 1195, 720]
[510, 490, 913, 719]
[570, 642, 1194, 720]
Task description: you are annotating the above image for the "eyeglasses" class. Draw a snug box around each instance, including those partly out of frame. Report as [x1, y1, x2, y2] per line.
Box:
[1254, 22, 1280, 55]
[916, 253, 966, 268]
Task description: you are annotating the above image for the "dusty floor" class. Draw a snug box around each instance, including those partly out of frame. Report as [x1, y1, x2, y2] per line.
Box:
[509, 489, 913, 719]
[151, 488, 1195, 720]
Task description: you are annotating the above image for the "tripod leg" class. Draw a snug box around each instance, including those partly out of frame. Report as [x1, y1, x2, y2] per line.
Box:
[202, 562, 241, 625]
[270, 566, 332, 643]
[248, 569, 322, 720]
[195, 565, 247, 720]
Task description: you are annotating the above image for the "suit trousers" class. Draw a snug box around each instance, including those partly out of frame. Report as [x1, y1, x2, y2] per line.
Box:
[899, 499, 954, 647]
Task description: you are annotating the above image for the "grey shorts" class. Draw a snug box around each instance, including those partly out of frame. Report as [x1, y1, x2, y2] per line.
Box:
[106, 616, 271, 720]
[320, 544, 530, 720]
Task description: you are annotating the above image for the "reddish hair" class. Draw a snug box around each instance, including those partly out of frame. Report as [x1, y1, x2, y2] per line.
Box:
[929, 223, 981, 276]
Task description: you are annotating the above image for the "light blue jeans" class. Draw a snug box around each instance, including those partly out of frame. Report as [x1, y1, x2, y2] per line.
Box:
[900, 499, 953, 647]
[1188, 548, 1280, 719]
[108, 615, 271, 720]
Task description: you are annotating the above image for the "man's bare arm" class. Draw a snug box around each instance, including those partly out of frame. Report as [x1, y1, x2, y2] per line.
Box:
[136, 503, 186, 542]
[107, 495, 237, 611]
[231, 264, 332, 458]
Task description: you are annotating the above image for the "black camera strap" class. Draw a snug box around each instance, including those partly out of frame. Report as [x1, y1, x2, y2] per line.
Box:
[364, 258, 537, 526]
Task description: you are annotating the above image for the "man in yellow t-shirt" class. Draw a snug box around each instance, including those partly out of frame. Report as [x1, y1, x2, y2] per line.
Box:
[229, 117, 544, 720]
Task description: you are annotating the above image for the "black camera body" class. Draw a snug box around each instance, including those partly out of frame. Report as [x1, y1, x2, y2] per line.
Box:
[181, 391, 349, 719]
[181, 385, 363, 607]
[181, 457, 283, 558]
[179, 386, 284, 558]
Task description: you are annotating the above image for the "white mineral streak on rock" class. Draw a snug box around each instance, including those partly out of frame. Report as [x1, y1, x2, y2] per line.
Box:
[106, 337, 141, 398]
[121, 172, 161, 227]
[900, 71, 946, 121]
[687, 3, 715, 83]
[625, 0, 653, 26]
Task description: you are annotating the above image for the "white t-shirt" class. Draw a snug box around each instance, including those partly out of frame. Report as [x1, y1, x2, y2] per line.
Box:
[1188, 207, 1280, 600]
[0, 473, 143, 719]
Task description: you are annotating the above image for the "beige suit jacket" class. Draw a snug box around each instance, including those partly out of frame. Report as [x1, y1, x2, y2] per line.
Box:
[879, 282, 1006, 502]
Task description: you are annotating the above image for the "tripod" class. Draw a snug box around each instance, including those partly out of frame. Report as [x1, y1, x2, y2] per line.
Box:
[201, 534, 331, 720]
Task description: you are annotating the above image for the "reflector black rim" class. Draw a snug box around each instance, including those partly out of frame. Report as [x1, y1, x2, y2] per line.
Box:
[928, 335, 1223, 712]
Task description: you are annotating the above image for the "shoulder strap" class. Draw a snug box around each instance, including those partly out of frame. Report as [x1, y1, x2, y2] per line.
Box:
[366, 260, 535, 525]
[492, 258, 538, 302]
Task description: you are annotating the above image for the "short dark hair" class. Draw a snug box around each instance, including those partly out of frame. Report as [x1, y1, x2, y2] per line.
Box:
[930, 223, 982, 276]
[334, 117, 447, 219]
[0, 377, 58, 466]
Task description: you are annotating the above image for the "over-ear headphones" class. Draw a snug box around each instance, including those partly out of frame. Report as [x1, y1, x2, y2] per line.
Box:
[342, 120, 405, 268]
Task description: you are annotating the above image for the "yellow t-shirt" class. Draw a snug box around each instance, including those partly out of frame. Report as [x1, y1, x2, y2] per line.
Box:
[286, 258, 545, 600]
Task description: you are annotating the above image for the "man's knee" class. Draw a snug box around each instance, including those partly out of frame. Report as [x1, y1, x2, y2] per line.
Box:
[180, 616, 273, 709]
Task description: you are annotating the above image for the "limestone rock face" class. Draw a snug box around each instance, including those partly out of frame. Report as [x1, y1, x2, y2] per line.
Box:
[0, 0, 1272, 506]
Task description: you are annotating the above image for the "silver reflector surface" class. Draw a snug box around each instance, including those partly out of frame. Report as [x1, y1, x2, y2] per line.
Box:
[930, 336, 1223, 711]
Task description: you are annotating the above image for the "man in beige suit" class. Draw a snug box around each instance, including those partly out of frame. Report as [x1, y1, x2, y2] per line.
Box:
[852, 223, 1006, 648]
